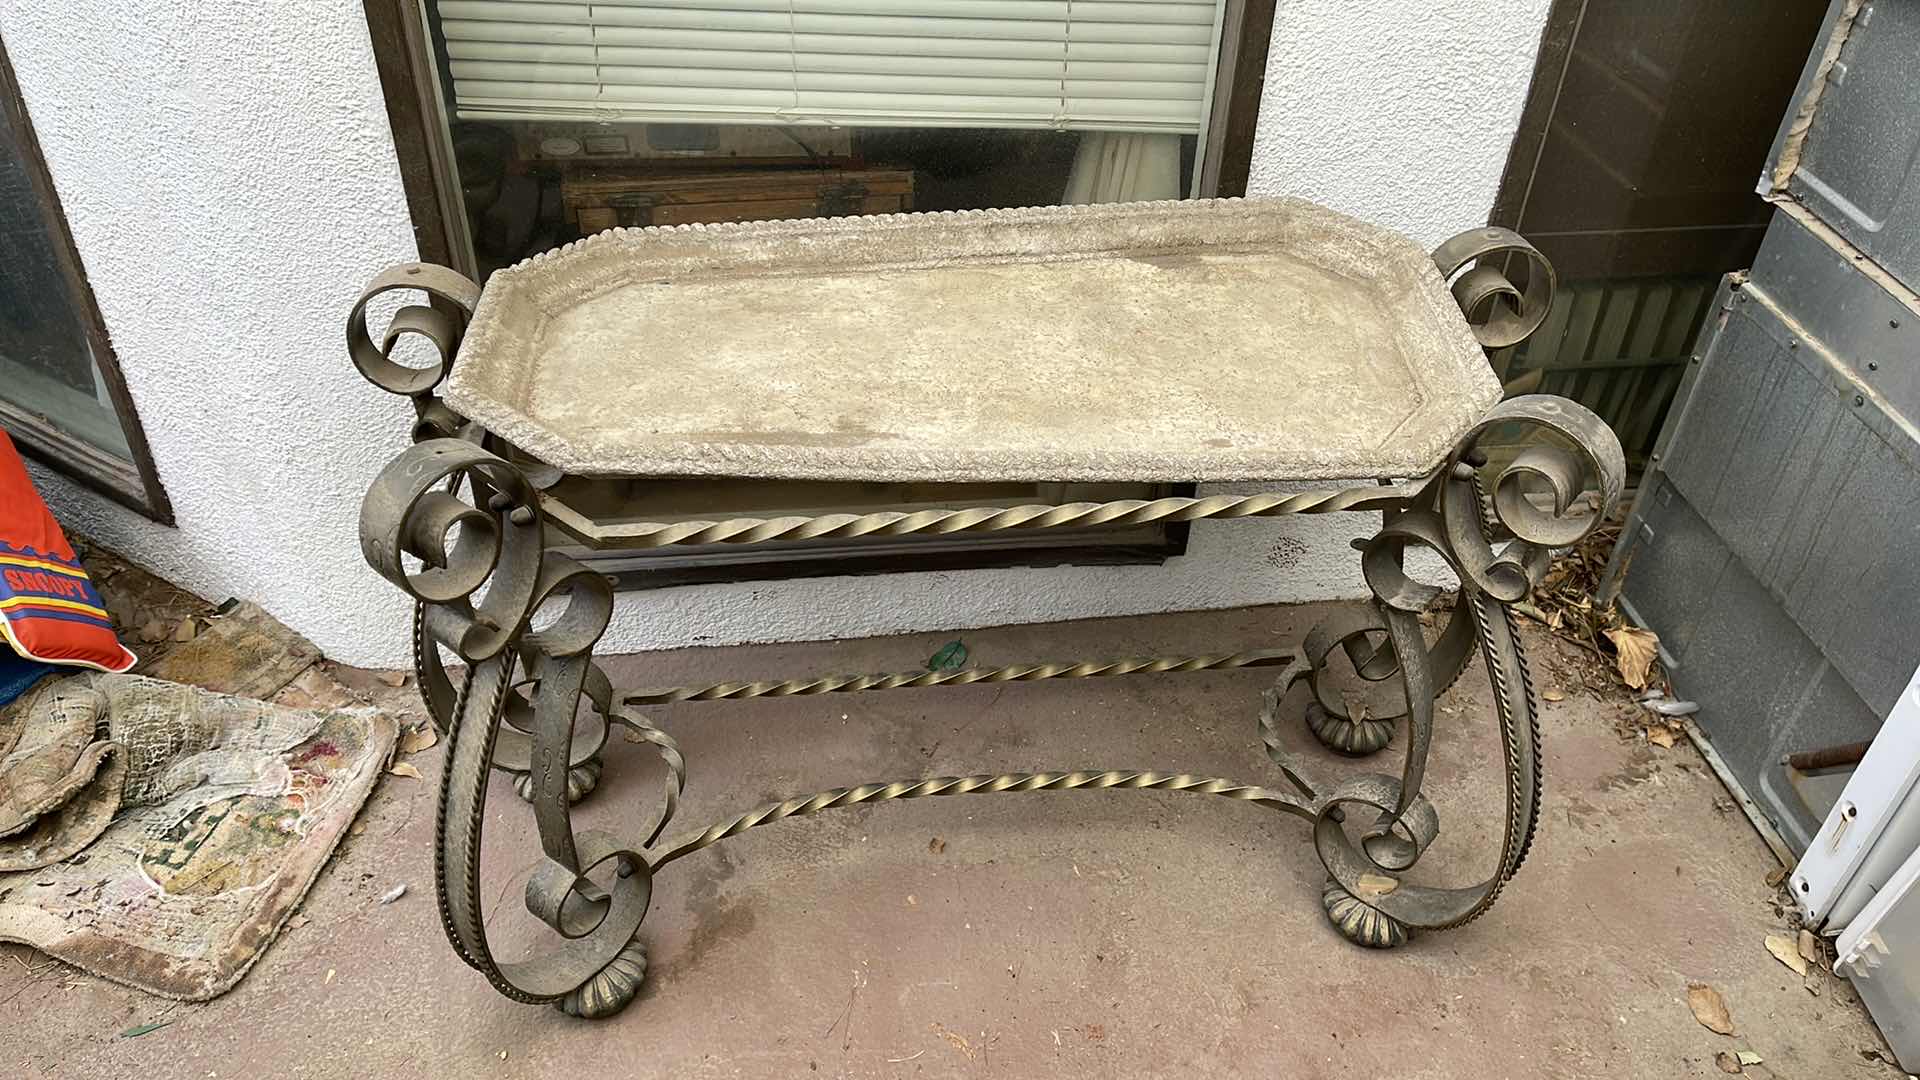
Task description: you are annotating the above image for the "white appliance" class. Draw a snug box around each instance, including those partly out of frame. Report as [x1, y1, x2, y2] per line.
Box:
[1795, 662, 1920, 1071]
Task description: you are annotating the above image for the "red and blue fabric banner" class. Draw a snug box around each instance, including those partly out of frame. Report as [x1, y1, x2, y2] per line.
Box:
[0, 428, 135, 673]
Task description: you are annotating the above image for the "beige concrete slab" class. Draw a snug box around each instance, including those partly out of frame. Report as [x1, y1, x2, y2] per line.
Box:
[0, 608, 1892, 1079]
[449, 199, 1499, 483]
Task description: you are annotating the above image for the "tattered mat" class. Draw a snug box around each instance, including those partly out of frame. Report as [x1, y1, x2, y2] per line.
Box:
[0, 678, 393, 1000]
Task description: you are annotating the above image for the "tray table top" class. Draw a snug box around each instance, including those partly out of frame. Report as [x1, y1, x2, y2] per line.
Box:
[446, 198, 1498, 483]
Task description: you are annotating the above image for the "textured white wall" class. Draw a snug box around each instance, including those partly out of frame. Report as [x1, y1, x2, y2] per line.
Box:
[1246, 0, 1554, 247]
[8, 0, 1548, 668]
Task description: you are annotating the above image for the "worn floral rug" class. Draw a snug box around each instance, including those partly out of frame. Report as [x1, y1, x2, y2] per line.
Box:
[0, 673, 392, 999]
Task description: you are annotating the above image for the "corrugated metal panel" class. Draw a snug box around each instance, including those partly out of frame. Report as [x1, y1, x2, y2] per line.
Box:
[1494, 277, 1715, 465]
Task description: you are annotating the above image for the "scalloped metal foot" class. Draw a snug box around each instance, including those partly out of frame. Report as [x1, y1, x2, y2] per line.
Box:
[1322, 879, 1410, 949]
[512, 755, 604, 805]
[557, 933, 647, 1019]
[1304, 702, 1395, 756]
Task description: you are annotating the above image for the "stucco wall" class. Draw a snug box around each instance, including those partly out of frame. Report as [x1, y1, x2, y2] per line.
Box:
[5, 0, 1549, 668]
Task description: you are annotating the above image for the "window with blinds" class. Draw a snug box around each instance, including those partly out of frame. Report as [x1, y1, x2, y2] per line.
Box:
[434, 0, 1229, 134]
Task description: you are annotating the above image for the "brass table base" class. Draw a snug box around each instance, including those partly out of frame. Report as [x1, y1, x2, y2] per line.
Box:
[343, 228, 1623, 1019]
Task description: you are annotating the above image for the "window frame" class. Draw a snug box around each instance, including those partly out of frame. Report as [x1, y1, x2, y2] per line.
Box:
[365, 0, 1277, 275]
[0, 35, 172, 524]
[358, 0, 1275, 583]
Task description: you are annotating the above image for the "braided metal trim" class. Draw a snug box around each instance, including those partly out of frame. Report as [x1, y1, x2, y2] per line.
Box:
[548, 485, 1421, 549]
[654, 770, 1315, 868]
[624, 649, 1297, 706]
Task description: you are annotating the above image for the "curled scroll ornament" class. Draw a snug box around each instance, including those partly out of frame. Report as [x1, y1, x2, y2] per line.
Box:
[350, 267, 682, 1014]
[1295, 392, 1625, 941]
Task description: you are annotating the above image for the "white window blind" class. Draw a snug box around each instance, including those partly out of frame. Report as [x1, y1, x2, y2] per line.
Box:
[435, 0, 1228, 133]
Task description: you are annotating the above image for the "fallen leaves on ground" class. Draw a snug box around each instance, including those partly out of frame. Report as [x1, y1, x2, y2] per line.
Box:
[930, 1023, 975, 1061]
[172, 618, 197, 643]
[1355, 872, 1400, 899]
[1543, 686, 1567, 702]
[1798, 929, 1822, 968]
[388, 761, 424, 780]
[1688, 983, 1735, 1035]
[397, 725, 438, 755]
[376, 670, 408, 688]
[120, 1021, 171, 1038]
[1766, 933, 1810, 976]
[1714, 1051, 1741, 1074]
[928, 837, 946, 855]
[1648, 726, 1678, 749]
[1605, 626, 1661, 689]
[928, 640, 968, 672]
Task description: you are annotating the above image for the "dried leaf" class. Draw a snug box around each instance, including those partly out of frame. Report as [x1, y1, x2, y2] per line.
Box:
[1798, 929, 1821, 968]
[1714, 1051, 1742, 1074]
[1543, 687, 1567, 703]
[286, 913, 310, 930]
[1765, 866, 1790, 888]
[931, 1023, 976, 1061]
[1736, 1051, 1762, 1066]
[376, 670, 408, 688]
[397, 726, 438, 755]
[1766, 933, 1810, 976]
[928, 640, 968, 672]
[137, 619, 168, 643]
[172, 618, 197, 643]
[388, 761, 424, 780]
[1648, 726, 1678, 749]
[1688, 984, 1735, 1035]
[1605, 626, 1661, 689]
[120, 1021, 172, 1039]
[928, 837, 946, 855]
[1355, 873, 1401, 899]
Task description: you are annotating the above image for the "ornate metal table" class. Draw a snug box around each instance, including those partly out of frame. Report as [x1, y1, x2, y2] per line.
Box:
[343, 199, 1624, 1019]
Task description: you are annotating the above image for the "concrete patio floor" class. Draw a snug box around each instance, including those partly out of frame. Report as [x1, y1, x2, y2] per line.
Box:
[0, 603, 1897, 1079]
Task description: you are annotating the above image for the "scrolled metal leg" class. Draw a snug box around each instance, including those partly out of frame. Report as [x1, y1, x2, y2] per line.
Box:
[558, 933, 649, 1019]
[1303, 702, 1395, 756]
[1291, 394, 1623, 948]
[360, 438, 684, 1020]
[1322, 878, 1409, 949]
[512, 756, 603, 805]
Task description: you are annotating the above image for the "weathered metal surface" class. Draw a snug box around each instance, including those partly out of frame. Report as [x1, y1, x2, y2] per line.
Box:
[1749, 202, 1920, 426]
[341, 225, 1625, 1019]
[1659, 232, 1920, 720]
[1430, 226, 1555, 349]
[443, 198, 1500, 483]
[1612, 203, 1920, 849]
[1766, 0, 1920, 292]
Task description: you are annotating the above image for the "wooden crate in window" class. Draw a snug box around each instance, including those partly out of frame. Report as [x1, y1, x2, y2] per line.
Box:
[562, 168, 916, 233]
